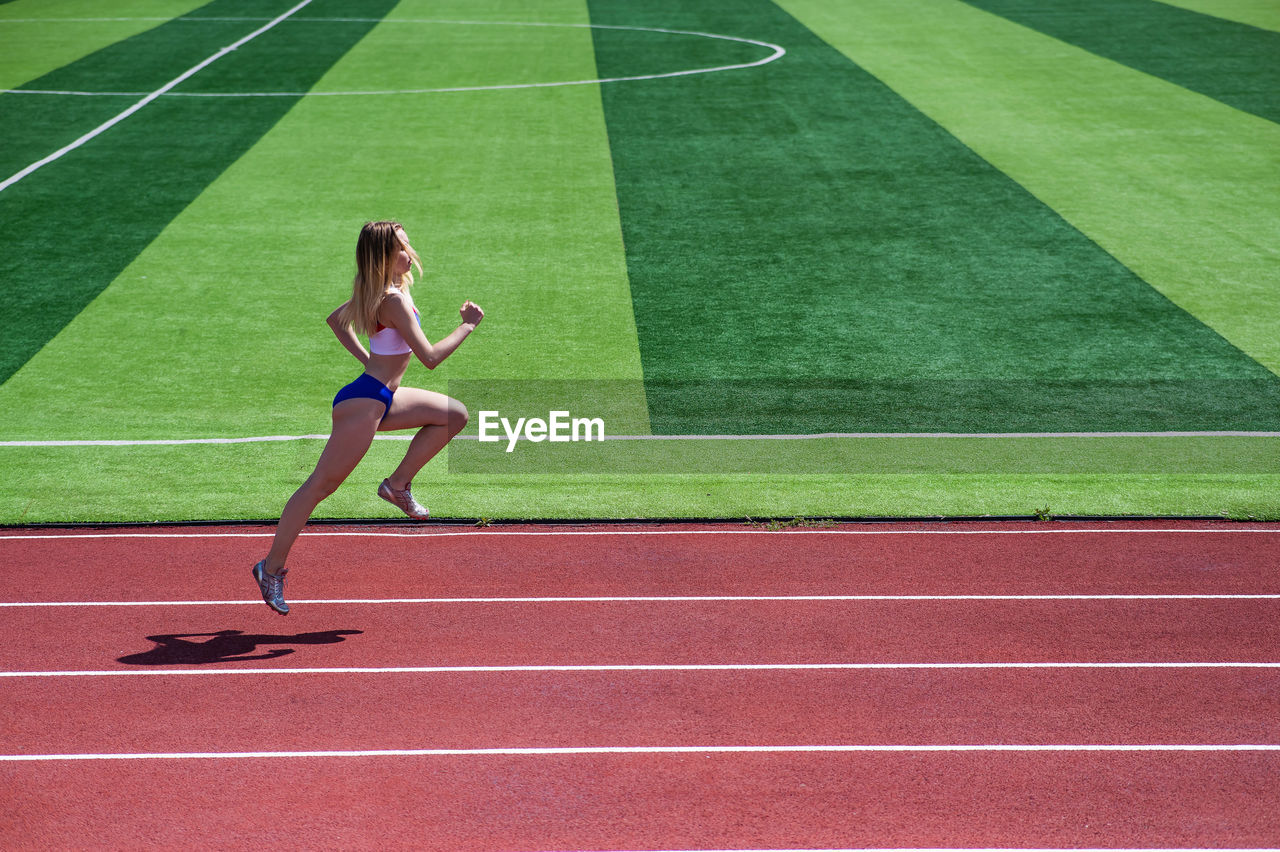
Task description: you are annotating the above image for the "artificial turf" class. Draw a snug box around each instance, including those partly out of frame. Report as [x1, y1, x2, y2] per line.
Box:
[0, 0, 399, 384]
[1159, 0, 1280, 31]
[0, 0, 641, 440]
[2, 439, 1277, 522]
[960, 0, 1280, 124]
[0, 0, 651, 520]
[0, 0, 1277, 522]
[778, 0, 1280, 376]
[0, 0, 210, 91]
[589, 0, 1280, 434]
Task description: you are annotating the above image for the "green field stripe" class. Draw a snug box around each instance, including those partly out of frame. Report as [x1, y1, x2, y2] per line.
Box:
[0, 0, 399, 385]
[0, 2, 211, 91]
[958, 0, 1280, 125]
[0, 0, 647, 523]
[778, 0, 1280, 379]
[449, 434, 1280, 476]
[588, 0, 1280, 434]
[1157, 0, 1280, 32]
[2, 441, 1278, 521]
[0, 12, 262, 180]
[0, 0, 642, 449]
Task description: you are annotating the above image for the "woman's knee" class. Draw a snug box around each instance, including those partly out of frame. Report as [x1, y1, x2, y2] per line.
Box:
[304, 471, 346, 501]
[448, 399, 469, 435]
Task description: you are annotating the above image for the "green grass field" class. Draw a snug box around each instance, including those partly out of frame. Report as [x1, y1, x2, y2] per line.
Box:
[1, 0, 1277, 522]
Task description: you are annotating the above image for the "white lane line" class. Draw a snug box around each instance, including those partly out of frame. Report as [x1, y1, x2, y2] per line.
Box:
[0, 17, 175, 22]
[0, 527, 1277, 541]
[3, 594, 1278, 608]
[0, 435, 335, 446]
[3, 743, 1278, 761]
[0, 0, 314, 195]
[3, 19, 785, 98]
[588, 431, 1280, 439]
[5, 662, 1280, 678]
[4, 431, 1279, 446]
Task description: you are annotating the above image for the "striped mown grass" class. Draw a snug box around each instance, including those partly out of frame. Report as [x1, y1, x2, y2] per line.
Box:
[779, 0, 1280, 375]
[0, 0, 1276, 521]
[1158, 0, 1280, 31]
[960, 0, 1280, 124]
[0, 0, 399, 383]
[590, 0, 1280, 434]
[0, 0, 210, 90]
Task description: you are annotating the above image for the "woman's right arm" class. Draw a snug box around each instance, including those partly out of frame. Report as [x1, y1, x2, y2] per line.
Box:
[327, 301, 369, 367]
[382, 293, 483, 370]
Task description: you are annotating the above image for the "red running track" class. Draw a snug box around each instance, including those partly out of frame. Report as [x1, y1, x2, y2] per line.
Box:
[2, 520, 1279, 849]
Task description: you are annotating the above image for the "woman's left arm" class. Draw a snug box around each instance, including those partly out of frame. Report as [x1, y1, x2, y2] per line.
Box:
[327, 301, 369, 367]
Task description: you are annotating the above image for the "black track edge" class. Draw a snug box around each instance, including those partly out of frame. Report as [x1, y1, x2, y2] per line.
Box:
[1, 514, 1250, 531]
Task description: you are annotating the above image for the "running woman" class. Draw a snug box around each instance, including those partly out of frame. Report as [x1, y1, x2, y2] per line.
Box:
[252, 220, 483, 614]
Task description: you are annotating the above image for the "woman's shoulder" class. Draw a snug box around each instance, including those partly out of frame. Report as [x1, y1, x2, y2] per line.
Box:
[379, 288, 414, 311]
[377, 287, 416, 322]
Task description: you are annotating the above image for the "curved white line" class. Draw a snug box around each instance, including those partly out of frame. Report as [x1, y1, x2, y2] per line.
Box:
[2, 20, 785, 98]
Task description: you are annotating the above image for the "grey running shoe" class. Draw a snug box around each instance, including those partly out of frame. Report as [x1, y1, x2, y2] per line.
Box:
[378, 478, 429, 519]
[252, 560, 289, 615]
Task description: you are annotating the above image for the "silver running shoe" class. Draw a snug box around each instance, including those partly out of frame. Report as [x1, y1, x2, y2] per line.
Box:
[378, 478, 429, 519]
[252, 560, 289, 615]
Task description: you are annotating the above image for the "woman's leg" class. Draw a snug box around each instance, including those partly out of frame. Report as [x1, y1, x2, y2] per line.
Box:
[262, 399, 383, 574]
[378, 387, 469, 490]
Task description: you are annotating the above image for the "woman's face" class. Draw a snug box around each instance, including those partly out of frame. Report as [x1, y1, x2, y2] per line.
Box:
[392, 228, 413, 277]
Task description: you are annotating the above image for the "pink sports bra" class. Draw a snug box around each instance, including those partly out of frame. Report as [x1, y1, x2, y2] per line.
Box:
[369, 306, 420, 356]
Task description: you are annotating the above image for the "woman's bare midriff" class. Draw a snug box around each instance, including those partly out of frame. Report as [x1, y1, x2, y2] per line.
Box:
[364, 352, 411, 392]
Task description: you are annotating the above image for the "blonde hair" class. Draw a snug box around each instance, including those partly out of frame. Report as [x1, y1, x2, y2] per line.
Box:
[339, 221, 423, 336]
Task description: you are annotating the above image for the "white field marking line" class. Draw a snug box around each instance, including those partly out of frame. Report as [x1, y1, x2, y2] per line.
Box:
[584, 431, 1280, 439]
[2, 528, 1279, 541]
[4, 431, 1280, 446]
[3, 19, 785, 98]
[0, 0, 314, 195]
[4, 594, 1279, 608]
[0, 17, 175, 23]
[0, 435, 335, 446]
[4, 743, 1280, 762]
[592, 431, 1280, 439]
[5, 663, 1280, 679]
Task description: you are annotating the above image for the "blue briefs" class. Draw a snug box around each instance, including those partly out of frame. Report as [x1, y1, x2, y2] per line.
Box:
[333, 373, 394, 420]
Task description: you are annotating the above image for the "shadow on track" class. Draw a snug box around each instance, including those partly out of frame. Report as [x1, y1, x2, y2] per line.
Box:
[117, 629, 362, 665]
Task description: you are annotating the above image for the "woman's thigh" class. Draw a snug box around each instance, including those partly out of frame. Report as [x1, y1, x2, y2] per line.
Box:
[379, 387, 468, 432]
[311, 399, 384, 483]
